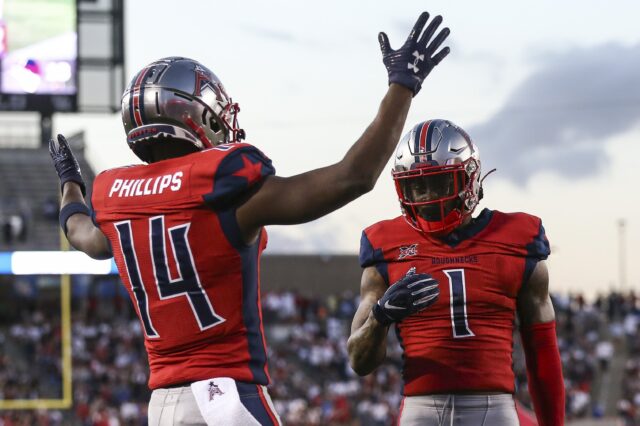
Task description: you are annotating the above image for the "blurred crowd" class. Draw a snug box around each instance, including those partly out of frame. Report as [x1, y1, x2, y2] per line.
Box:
[0, 197, 31, 246]
[0, 275, 637, 425]
[607, 292, 640, 425]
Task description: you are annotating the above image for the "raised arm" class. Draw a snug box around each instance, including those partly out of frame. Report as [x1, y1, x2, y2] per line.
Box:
[49, 135, 112, 260]
[237, 12, 450, 240]
[517, 260, 565, 426]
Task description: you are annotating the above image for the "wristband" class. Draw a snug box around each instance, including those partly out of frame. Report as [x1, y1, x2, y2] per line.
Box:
[59, 202, 91, 236]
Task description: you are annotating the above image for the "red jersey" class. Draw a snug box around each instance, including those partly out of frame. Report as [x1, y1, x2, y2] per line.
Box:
[91, 143, 275, 389]
[360, 209, 550, 396]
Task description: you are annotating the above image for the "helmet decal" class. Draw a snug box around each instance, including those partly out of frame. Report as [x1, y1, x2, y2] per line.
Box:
[414, 120, 430, 164]
[193, 64, 219, 98]
[128, 65, 156, 128]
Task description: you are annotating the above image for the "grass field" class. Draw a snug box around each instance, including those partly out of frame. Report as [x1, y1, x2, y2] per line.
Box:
[4, 0, 75, 52]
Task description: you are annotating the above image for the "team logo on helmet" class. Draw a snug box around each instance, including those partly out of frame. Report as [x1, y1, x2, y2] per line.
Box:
[193, 64, 219, 98]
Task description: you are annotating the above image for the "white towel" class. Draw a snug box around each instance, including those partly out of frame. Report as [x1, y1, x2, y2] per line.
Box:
[190, 377, 261, 426]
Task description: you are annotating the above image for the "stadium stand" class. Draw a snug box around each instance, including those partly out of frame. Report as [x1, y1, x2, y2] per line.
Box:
[0, 270, 632, 425]
[0, 135, 94, 251]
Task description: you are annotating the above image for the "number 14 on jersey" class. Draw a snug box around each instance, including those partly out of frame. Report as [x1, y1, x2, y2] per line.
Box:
[115, 216, 225, 338]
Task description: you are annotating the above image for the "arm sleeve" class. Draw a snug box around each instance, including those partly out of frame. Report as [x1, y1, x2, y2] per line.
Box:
[520, 321, 565, 426]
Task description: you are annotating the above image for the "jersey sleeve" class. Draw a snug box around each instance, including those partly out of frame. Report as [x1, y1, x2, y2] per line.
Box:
[522, 218, 551, 284]
[203, 145, 275, 209]
[526, 220, 550, 261]
[359, 230, 389, 285]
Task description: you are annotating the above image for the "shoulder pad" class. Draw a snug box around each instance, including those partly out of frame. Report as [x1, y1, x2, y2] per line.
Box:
[492, 211, 550, 259]
[202, 143, 275, 208]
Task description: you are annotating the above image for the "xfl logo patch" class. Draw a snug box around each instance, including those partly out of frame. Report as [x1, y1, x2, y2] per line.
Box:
[208, 381, 224, 401]
[398, 244, 418, 260]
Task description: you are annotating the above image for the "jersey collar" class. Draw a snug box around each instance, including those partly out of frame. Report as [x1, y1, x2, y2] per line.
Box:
[438, 208, 493, 247]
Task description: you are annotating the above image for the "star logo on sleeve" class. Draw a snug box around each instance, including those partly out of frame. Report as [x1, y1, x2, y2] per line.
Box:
[232, 154, 264, 185]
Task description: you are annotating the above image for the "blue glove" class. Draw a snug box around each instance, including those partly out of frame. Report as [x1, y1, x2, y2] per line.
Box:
[372, 268, 440, 326]
[379, 11, 450, 96]
[49, 134, 86, 196]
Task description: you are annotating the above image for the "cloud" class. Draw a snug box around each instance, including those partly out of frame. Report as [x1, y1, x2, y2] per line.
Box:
[266, 220, 340, 254]
[470, 43, 640, 185]
[243, 25, 298, 43]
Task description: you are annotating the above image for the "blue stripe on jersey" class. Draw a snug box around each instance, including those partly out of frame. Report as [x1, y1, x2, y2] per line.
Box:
[440, 208, 493, 248]
[522, 222, 550, 285]
[236, 382, 277, 426]
[218, 208, 269, 385]
[359, 231, 389, 285]
[394, 325, 408, 392]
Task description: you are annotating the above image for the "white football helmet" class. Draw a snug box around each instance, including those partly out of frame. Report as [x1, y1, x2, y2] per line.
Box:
[121, 57, 244, 162]
[393, 119, 482, 235]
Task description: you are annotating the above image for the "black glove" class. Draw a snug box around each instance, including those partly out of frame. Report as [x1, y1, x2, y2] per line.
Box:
[49, 134, 86, 197]
[379, 11, 451, 96]
[372, 268, 440, 326]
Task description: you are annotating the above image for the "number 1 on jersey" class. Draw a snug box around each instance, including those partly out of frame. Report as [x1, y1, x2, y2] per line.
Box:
[444, 269, 475, 338]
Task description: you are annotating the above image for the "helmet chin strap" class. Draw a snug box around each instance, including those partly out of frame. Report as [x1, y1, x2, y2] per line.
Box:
[478, 168, 497, 200]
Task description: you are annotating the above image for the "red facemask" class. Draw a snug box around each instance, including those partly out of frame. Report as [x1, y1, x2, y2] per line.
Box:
[393, 159, 479, 235]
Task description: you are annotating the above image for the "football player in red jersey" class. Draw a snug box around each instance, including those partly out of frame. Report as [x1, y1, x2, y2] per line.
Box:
[348, 119, 565, 426]
[49, 12, 451, 426]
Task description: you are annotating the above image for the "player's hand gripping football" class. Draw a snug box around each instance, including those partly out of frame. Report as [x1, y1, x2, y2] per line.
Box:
[379, 11, 450, 96]
[49, 134, 86, 196]
[372, 268, 440, 326]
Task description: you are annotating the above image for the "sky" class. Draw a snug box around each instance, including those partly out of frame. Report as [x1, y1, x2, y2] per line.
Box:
[55, 0, 640, 298]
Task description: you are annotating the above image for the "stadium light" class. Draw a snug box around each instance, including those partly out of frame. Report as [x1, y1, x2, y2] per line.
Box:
[0, 251, 117, 275]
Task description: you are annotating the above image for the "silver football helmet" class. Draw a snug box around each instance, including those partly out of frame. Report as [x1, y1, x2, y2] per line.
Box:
[393, 119, 481, 235]
[121, 57, 244, 162]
